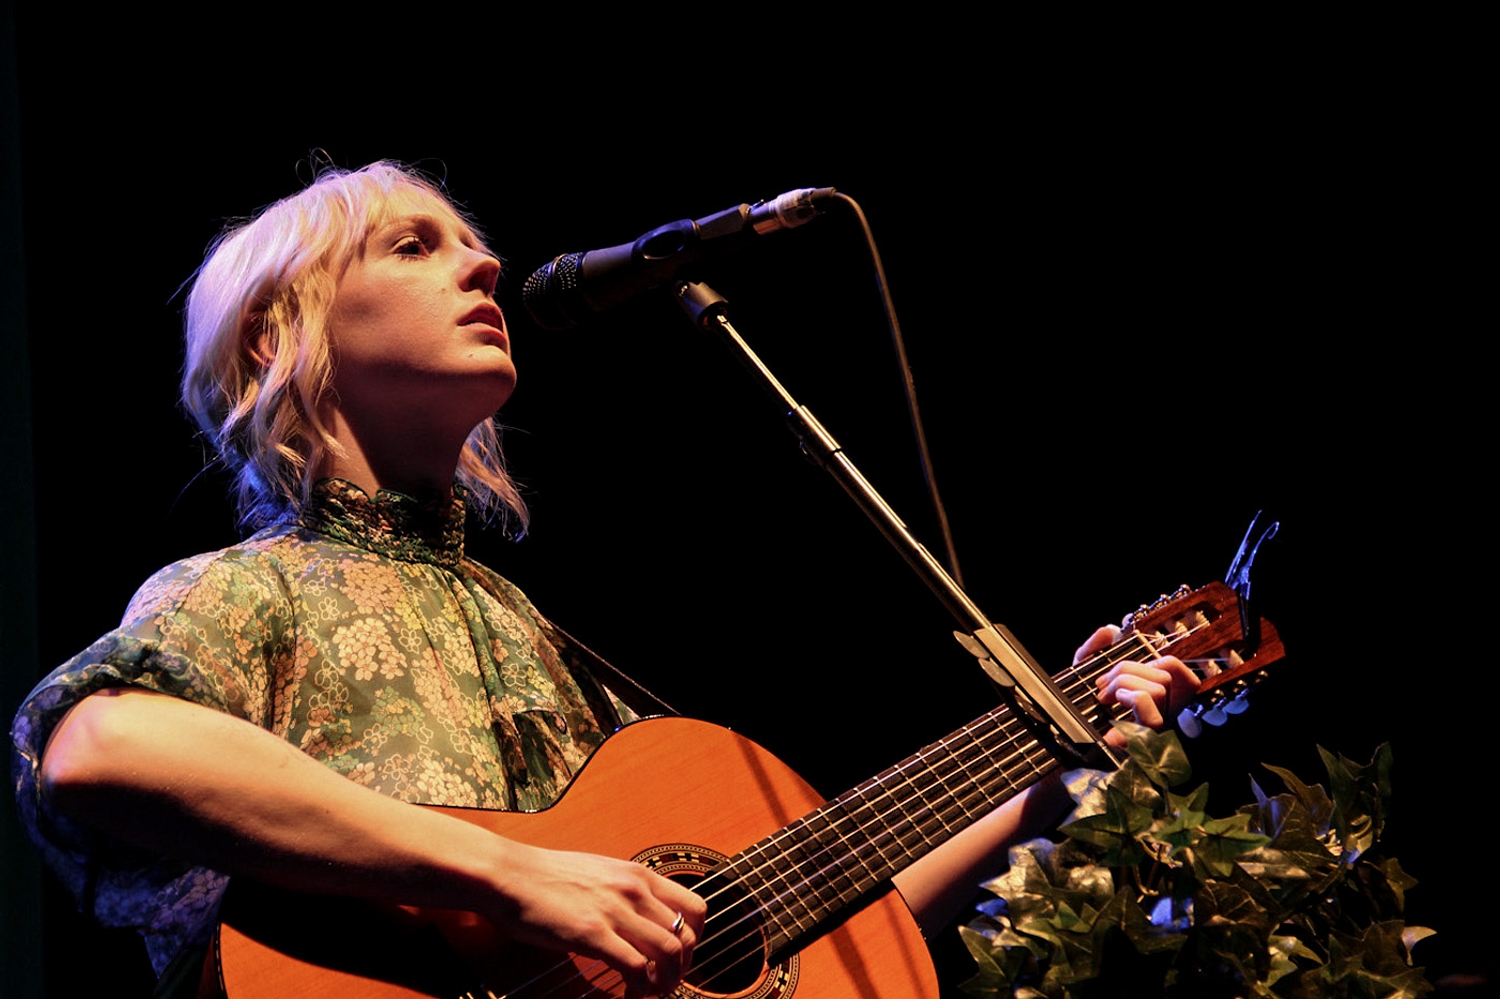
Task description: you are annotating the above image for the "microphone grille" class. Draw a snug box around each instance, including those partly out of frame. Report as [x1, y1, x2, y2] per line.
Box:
[521, 252, 586, 331]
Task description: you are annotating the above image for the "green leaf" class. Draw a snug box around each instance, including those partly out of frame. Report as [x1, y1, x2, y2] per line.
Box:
[1265, 933, 1305, 987]
[1244, 783, 1335, 855]
[959, 923, 1002, 970]
[1402, 926, 1436, 962]
[1184, 813, 1272, 879]
[1189, 918, 1272, 993]
[1261, 763, 1336, 837]
[1115, 720, 1192, 789]
[1060, 767, 1114, 820]
[1148, 784, 1211, 852]
[1111, 760, 1167, 811]
[1235, 843, 1341, 888]
[986, 838, 1063, 898]
[1060, 785, 1156, 867]
[1352, 921, 1422, 976]
[966, 739, 1432, 997]
[1196, 878, 1271, 934]
[1380, 857, 1418, 904]
[1318, 743, 1394, 858]
[958, 923, 1031, 996]
[1367, 966, 1437, 999]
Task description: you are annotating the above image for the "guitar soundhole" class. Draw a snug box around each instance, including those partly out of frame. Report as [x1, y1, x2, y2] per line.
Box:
[686, 877, 767, 995]
[635, 844, 800, 999]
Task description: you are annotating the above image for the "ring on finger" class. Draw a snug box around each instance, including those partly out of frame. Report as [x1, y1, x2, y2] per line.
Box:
[670, 911, 685, 936]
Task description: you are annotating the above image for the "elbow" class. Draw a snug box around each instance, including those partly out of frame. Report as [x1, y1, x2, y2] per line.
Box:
[38, 689, 150, 812]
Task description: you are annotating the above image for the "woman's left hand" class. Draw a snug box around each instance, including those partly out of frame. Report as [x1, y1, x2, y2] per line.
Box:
[1073, 625, 1201, 745]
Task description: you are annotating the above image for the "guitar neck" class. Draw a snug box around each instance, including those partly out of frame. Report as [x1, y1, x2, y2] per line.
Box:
[713, 634, 1152, 957]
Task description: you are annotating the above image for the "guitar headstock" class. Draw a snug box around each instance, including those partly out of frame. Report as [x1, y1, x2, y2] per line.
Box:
[1122, 581, 1285, 737]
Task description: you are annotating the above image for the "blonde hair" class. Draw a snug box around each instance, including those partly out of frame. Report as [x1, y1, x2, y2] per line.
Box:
[182, 161, 527, 532]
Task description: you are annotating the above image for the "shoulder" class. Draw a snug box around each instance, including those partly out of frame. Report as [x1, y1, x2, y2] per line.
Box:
[457, 557, 527, 606]
[120, 527, 314, 626]
[454, 558, 562, 637]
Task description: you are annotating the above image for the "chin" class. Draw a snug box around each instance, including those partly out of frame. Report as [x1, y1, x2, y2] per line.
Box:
[477, 372, 517, 414]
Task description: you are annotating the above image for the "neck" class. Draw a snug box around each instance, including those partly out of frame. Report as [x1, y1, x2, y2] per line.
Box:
[317, 401, 472, 501]
[709, 635, 1151, 962]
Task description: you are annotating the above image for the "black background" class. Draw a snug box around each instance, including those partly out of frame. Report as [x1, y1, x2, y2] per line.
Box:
[4, 11, 1485, 997]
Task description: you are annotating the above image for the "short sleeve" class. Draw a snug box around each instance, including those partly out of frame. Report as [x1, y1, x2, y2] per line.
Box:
[9, 547, 294, 974]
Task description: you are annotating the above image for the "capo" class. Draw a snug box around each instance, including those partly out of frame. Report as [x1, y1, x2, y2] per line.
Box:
[1226, 511, 1279, 652]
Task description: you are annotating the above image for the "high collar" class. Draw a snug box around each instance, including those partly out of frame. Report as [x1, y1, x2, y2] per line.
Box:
[297, 478, 466, 567]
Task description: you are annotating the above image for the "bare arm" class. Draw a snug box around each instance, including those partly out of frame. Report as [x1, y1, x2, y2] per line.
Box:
[893, 626, 1200, 934]
[41, 688, 705, 996]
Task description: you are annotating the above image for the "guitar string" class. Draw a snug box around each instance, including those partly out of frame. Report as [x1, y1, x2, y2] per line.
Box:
[681, 643, 1146, 975]
[633, 631, 1191, 996]
[485, 708, 1074, 999]
[470, 655, 1117, 999]
[673, 617, 1221, 995]
[508, 618, 1222, 999]
[489, 620, 1214, 999]
[683, 712, 1055, 989]
[476, 616, 1219, 999]
[682, 608, 1239, 995]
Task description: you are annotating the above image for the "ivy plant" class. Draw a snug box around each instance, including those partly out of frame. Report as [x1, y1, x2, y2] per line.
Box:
[961, 726, 1432, 998]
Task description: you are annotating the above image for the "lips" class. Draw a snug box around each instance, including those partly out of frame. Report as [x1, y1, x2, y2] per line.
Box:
[459, 303, 506, 330]
[459, 303, 509, 349]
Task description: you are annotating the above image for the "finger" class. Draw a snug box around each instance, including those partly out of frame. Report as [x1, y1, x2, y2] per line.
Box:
[589, 933, 657, 999]
[1156, 655, 1202, 701]
[1099, 675, 1168, 727]
[670, 907, 700, 951]
[1095, 656, 1199, 700]
[1104, 692, 1135, 748]
[625, 881, 704, 990]
[620, 913, 689, 995]
[1073, 625, 1121, 665]
[656, 878, 707, 962]
[1095, 661, 1175, 700]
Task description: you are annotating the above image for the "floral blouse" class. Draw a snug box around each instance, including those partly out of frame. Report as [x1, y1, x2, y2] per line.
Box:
[10, 479, 631, 975]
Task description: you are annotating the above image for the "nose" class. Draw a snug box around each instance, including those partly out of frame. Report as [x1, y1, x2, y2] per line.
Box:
[461, 246, 502, 298]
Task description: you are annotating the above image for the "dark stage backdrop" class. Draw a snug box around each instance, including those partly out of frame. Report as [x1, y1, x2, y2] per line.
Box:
[4, 16, 1483, 998]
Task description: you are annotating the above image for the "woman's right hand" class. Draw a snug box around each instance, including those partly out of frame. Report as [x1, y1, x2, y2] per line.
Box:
[484, 842, 707, 997]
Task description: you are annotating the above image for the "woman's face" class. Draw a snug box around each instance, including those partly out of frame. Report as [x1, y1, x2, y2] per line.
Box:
[324, 187, 514, 429]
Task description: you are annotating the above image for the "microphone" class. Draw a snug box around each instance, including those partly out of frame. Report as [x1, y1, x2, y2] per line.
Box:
[522, 187, 836, 330]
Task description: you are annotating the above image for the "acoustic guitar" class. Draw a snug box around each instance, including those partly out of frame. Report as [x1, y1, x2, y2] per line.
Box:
[208, 581, 1283, 998]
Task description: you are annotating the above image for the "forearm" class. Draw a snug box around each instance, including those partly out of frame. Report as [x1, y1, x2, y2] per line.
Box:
[893, 771, 1071, 936]
[892, 626, 1201, 936]
[40, 688, 509, 915]
[40, 687, 705, 990]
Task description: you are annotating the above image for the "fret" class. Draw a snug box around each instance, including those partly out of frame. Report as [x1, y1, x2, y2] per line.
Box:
[742, 695, 1093, 947]
[786, 804, 889, 929]
[846, 764, 938, 861]
[715, 627, 1166, 952]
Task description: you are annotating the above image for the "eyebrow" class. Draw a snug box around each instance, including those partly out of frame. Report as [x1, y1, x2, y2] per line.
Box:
[368, 211, 485, 252]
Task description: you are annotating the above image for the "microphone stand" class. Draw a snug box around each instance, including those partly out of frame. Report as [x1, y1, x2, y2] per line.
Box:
[675, 280, 1122, 768]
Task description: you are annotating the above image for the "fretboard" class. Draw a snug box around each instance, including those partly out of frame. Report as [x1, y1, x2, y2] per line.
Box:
[707, 633, 1157, 957]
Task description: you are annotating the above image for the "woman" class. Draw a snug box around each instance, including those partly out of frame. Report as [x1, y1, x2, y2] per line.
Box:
[12, 162, 1195, 997]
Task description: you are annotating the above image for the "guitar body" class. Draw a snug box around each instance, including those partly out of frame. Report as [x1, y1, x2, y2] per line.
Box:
[213, 717, 940, 998]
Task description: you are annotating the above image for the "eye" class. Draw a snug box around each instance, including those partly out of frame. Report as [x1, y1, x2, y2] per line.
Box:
[393, 236, 430, 257]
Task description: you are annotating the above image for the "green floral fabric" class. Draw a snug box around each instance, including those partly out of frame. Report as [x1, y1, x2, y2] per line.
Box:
[10, 479, 631, 975]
